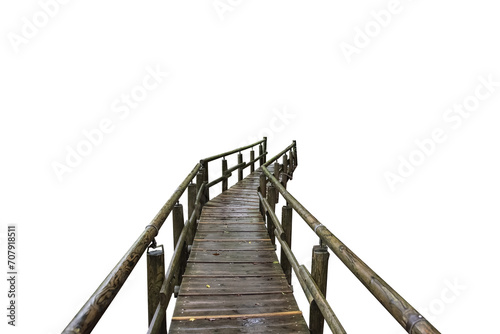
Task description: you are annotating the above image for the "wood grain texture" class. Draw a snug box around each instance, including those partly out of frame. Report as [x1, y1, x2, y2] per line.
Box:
[169, 166, 308, 333]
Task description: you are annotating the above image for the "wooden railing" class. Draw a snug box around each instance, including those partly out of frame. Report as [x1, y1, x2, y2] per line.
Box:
[257, 141, 441, 334]
[62, 138, 268, 334]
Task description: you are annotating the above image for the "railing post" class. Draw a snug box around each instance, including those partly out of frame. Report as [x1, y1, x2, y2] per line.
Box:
[274, 162, 280, 203]
[309, 245, 330, 334]
[263, 136, 267, 163]
[250, 150, 255, 173]
[172, 202, 184, 250]
[282, 153, 288, 189]
[147, 245, 167, 334]
[196, 169, 205, 207]
[259, 144, 264, 166]
[188, 182, 196, 220]
[222, 158, 228, 192]
[203, 162, 209, 202]
[259, 174, 267, 217]
[281, 204, 293, 285]
[266, 184, 276, 246]
[293, 140, 298, 167]
[238, 152, 243, 181]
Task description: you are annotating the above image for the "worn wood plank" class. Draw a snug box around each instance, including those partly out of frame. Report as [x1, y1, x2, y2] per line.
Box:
[188, 250, 278, 263]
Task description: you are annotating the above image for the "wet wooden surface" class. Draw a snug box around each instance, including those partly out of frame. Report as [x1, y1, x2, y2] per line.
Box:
[169, 168, 309, 333]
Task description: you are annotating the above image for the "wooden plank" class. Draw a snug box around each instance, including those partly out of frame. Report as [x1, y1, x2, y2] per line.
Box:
[188, 250, 278, 263]
[179, 276, 291, 296]
[172, 311, 302, 321]
[183, 262, 285, 278]
[169, 314, 309, 333]
[195, 231, 270, 240]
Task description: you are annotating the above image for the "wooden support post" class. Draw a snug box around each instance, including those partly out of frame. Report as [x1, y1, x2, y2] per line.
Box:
[147, 246, 167, 334]
[259, 144, 264, 166]
[281, 205, 293, 285]
[250, 150, 255, 173]
[222, 159, 228, 192]
[259, 174, 267, 217]
[196, 170, 205, 207]
[188, 183, 196, 220]
[172, 202, 184, 250]
[274, 162, 280, 203]
[238, 152, 243, 181]
[310, 245, 330, 334]
[203, 164, 209, 202]
[293, 140, 298, 166]
[282, 154, 288, 189]
[266, 185, 277, 246]
[263, 137, 267, 163]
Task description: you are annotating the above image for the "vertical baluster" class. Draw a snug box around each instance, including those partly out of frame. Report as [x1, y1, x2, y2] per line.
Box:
[282, 153, 288, 189]
[259, 174, 267, 217]
[263, 137, 267, 163]
[187, 182, 196, 220]
[259, 144, 264, 166]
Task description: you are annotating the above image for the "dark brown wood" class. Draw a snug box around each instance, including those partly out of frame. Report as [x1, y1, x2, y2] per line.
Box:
[310, 245, 330, 334]
[169, 165, 308, 333]
[281, 205, 293, 285]
[147, 247, 167, 334]
[250, 150, 255, 172]
[282, 154, 289, 188]
[172, 203, 184, 250]
[237, 152, 243, 181]
[259, 143, 264, 166]
[188, 183, 196, 221]
[266, 185, 277, 246]
[222, 159, 228, 192]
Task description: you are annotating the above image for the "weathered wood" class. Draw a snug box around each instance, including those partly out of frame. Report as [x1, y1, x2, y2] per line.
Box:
[259, 143, 264, 166]
[188, 183, 196, 221]
[172, 202, 184, 250]
[282, 154, 289, 188]
[222, 159, 228, 192]
[147, 246, 167, 334]
[266, 185, 277, 246]
[310, 245, 330, 334]
[238, 152, 243, 181]
[281, 205, 293, 285]
[300, 265, 345, 334]
[250, 150, 255, 172]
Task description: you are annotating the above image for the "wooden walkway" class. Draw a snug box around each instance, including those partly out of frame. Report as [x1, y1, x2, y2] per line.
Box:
[169, 168, 309, 333]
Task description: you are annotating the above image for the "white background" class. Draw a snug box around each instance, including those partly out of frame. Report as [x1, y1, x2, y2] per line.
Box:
[1, 1, 499, 333]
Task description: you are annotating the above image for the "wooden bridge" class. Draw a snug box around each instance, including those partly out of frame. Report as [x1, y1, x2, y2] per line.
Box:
[63, 139, 441, 334]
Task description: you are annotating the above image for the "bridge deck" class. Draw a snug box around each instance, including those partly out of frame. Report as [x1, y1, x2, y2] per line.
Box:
[169, 169, 309, 333]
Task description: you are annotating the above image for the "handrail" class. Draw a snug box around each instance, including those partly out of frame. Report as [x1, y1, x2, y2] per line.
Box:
[63, 163, 201, 334]
[261, 143, 440, 334]
[258, 191, 345, 334]
[63, 138, 269, 334]
[201, 138, 266, 163]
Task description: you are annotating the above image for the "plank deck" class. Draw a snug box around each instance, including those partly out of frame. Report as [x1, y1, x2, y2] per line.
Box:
[169, 168, 309, 333]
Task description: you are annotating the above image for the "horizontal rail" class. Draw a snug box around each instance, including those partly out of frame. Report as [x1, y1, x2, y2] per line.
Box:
[259, 192, 344, 332]
[63, 163, 202, 334]
[262, 141, 295, 168]
[206, 162, 247, 188]
[261, 159, 440, 334]
[201, 139, 266, 163]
